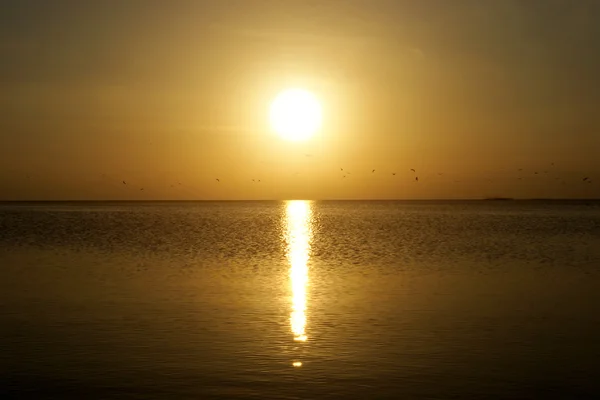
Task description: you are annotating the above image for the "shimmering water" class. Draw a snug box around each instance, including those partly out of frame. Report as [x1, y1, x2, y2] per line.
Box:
[1, 200, 600, 399]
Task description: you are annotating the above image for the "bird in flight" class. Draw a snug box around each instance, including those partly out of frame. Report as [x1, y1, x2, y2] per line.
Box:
[215, 178, 220, 182]
[140, 188, 144, 191]
[410, 169, 416, 173]
[583, 177, 589, 182]
[122, 181, 126, 185]
[372, 169, 375, 173]
[415, 177, 419, 182]
[392, 173, 396, 176]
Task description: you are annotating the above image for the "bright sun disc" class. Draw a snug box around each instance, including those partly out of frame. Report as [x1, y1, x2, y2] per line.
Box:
[270, 88, 322, 141]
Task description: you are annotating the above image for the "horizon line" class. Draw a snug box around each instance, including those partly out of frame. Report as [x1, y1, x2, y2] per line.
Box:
[1, 198, 600, 203]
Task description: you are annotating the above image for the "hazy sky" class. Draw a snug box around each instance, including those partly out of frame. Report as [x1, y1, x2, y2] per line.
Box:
[1, 0, 599, 200]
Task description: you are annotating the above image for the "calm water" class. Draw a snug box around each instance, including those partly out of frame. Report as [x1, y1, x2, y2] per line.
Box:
[1, 200, 600, 399]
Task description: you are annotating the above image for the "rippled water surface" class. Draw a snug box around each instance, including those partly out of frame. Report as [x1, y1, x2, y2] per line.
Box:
[1, 200, 600, 399]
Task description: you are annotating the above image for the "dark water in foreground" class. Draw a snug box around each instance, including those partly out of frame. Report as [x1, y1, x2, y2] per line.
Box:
[1, 200, 600, 399]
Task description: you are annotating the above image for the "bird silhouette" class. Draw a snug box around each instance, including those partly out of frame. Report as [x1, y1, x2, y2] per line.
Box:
[392, 173, 396, 176]
[140, 188, 144, 191]
[372, 169, 375, 173]
[583, 177, 589, 182]
[415, 177, 419, 182]
[122, 181, 126, 185]
[410, 169, 416, 173]
[216, 178, 220, 182]
[340, 168, 343, 171]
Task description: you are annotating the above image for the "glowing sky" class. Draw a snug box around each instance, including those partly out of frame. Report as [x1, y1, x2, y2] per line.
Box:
[1, 0, 599, 200]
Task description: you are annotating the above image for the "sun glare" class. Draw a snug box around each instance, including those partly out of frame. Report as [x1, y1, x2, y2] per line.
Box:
[285, 200, 312, 344]
[269, 88, 322, 141]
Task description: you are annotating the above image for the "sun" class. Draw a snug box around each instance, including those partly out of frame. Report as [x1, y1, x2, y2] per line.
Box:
[269, 88, 322, 141]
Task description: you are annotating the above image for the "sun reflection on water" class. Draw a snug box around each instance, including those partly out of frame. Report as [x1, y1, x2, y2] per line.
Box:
[285, 200, 313, 345]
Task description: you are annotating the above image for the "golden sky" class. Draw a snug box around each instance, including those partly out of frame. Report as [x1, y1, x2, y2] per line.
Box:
[1, 1, 599, 200]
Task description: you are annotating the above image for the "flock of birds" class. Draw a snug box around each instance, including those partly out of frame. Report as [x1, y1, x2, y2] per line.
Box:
[339, 167, 421, 181]
[106, 159, 595, 196]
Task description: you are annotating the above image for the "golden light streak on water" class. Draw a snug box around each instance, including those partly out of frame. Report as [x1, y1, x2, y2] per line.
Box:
[284, 200, 313, 346]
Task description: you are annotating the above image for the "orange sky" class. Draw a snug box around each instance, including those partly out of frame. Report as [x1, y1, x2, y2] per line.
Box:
[1, 1, 599, 200]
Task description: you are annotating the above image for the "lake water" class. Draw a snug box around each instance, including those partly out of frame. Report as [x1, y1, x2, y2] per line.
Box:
[1, 200, 600, 399]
